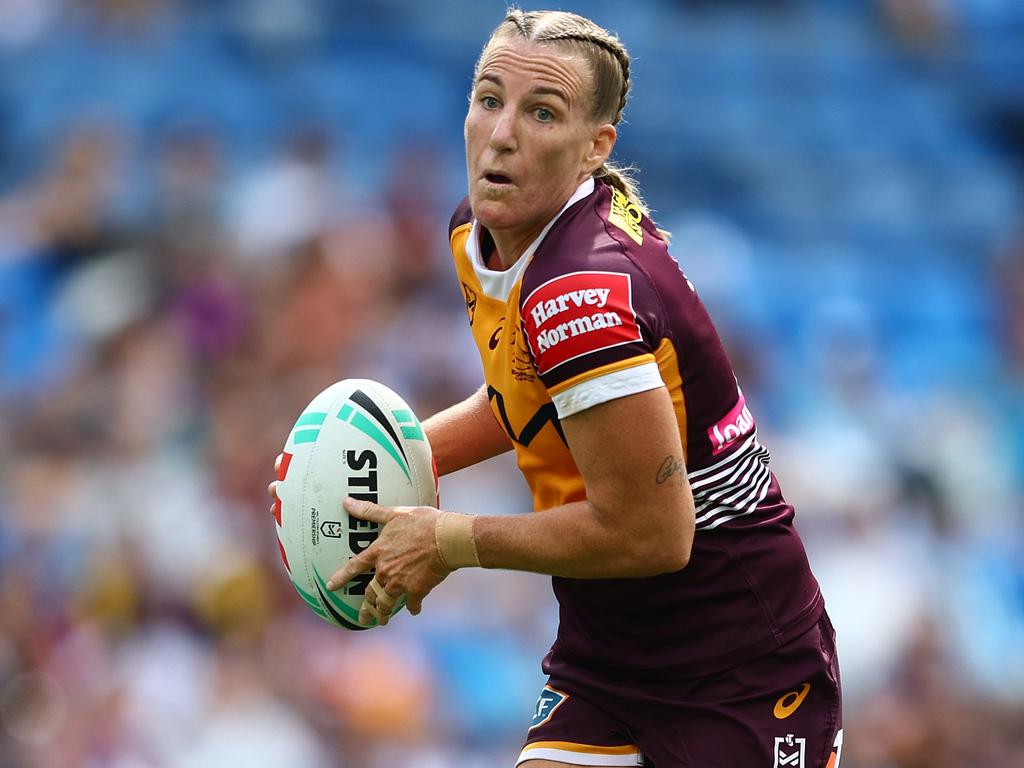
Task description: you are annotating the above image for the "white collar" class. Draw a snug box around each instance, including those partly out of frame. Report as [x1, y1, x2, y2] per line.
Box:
[466, 177, 596, 301]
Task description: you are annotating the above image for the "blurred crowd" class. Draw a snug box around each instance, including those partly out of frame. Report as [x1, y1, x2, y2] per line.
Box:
[1, 0, 1023, 766]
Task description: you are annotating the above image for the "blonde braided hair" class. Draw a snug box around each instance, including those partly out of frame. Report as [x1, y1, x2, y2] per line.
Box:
[478, 8, 670, 242]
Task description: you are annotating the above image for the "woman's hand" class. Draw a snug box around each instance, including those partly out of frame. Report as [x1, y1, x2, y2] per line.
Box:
[268, 453, 452, 626]
[267, 453, 282, 509]
[326, 498, 451, 625]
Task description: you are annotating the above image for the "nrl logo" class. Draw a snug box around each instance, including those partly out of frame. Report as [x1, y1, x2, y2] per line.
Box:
[773, 734, 806, 768]
[320, 521, 343, 538]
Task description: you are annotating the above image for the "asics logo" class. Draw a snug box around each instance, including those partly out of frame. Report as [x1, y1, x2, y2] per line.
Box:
[774, 683, 811, 720]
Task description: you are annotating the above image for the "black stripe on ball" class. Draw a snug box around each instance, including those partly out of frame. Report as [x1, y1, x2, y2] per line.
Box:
[350, 389, 408, 463]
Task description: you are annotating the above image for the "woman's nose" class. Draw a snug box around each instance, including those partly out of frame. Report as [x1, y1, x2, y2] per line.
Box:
[489, 113, 517, 152]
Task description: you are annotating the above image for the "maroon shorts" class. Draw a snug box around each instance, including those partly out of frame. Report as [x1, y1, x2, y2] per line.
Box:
[518, 611, 843, 768]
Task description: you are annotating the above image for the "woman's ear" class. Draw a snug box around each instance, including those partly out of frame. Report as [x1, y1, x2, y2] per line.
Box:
[586, 123, 617, 174]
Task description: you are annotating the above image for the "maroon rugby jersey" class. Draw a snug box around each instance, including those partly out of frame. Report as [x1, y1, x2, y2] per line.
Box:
[449, 178, 823, 676]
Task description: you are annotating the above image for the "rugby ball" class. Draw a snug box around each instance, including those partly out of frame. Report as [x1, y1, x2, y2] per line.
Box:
[273, 379, 437, 630]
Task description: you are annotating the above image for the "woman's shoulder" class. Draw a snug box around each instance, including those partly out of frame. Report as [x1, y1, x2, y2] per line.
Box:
[546, 181, 667, 262]
[524, 181, 668, 291]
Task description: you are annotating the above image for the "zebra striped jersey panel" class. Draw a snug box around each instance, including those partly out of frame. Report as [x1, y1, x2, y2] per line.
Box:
[689, 432, 773, 530]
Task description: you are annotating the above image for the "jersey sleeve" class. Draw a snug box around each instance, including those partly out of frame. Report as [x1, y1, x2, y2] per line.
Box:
[520, 259, 666, 418]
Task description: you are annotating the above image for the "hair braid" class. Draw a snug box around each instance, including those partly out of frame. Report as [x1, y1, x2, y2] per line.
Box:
[540, 29, 631, 125]
[505, 7, 530, 37]
[612, 44, 630, 125]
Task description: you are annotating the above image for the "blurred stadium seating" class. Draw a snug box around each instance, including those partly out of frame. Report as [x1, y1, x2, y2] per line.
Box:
[0, 0, 1022, 765]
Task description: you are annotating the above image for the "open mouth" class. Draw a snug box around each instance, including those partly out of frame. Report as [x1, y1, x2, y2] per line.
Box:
[485, 173, 512, 184]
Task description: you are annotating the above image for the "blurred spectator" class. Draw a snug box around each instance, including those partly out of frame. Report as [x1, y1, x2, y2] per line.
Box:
[994, 234, 1024, 379]
[0, 0, 60, 50]
[230, 125, 339, 265]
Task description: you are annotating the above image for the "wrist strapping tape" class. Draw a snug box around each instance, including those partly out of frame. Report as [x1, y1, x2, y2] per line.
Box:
[435, 512, 480, 570]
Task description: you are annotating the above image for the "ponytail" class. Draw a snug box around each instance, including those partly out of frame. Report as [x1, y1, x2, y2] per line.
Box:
[596, 161, 672, 244]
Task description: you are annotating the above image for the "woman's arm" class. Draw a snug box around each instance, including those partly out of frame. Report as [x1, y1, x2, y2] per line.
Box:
[330, 386, 696, 620]
[474, 385, 694, 577]
[423, 383, 513, 476]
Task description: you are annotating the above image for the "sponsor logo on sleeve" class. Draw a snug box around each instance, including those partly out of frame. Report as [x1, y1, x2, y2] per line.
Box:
[608, 187, 643, 245]
[522, 271, 643, 376]
[708, 387, 755, 455]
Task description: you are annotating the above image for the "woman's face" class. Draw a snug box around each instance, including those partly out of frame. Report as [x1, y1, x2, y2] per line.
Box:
[464, 38, 615, 249]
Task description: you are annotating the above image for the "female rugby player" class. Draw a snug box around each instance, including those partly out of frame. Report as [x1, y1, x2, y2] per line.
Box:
[272, 9, 842, 767]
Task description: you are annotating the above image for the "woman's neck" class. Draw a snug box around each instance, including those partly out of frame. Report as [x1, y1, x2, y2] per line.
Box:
[480, 175, 593, 269]
[487, 225, 544, 271]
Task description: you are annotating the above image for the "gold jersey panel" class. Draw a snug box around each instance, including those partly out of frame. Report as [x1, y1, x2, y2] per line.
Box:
[451, 222, 586, 512]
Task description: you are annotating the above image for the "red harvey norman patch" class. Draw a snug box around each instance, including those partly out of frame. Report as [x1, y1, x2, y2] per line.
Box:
[522, 271, 642, 376]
